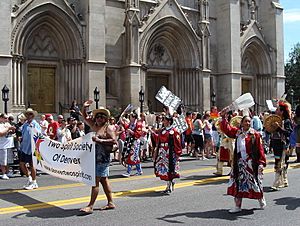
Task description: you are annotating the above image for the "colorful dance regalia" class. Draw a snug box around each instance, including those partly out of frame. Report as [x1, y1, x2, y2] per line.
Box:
[220, 119, 266, 199]
[123, 120, 143, 165]
[154, 126, 182, 181]
[270, 118, 293, 188]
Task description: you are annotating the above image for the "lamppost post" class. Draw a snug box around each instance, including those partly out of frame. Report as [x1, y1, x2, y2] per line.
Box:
[139, 86, 145, 113]
[2, 85, 9, 114]
[211, 90, 216, 107]
[93, 87, 100, 109]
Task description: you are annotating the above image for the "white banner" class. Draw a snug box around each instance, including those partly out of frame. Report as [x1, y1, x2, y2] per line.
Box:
[0, 136, 14, 149]
[172, 115, 188, 134]
[266, 100, 276, 112]
[31, 129, 95, 186]
[155, 86, 181, 112]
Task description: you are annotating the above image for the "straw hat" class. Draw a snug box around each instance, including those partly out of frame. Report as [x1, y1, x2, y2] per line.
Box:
[92, 107, 110, 118]
[264, 114, 282, 133]
[23, 108, 38, 117]
[230, 116, 243, 128]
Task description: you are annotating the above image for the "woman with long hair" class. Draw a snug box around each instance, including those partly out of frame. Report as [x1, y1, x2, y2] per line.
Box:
[220, 109, 266, 213]
[270, 100, 293, 190]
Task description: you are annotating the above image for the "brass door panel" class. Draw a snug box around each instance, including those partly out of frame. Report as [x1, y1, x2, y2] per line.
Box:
[27, 66, 55, 113]
[147, 74, 169, 112]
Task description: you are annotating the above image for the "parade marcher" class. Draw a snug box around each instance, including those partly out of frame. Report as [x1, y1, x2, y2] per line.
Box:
[46, 114, 60, 140]
[77, 121, 86, 137]
[270, 100, 293, 190]
[184, 112, 194, 156]
[20, 108, 41, 189]
[57, 115, 64, 126]
[152, 115, 182, 194]
[203, 112, 214, 158]
[214, 111, 236, 176]
[39, 114, 49, 136]
[214, 133, 234, 176]
[57, 119, 72, 143]
[294, 105, 300, 162]
[0, 114, 15, 180]
[220, 109, 266, 213]
[139, 113, 150, 161]
[250, 109, 263, 135]
[121, 112, 144, 177]
[192, 113, 204, 159]
[67, 117, 81, 140]
[80, 100, 117, 213]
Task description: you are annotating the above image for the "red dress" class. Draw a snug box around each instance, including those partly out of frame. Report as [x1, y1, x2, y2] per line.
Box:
[220, 118, 266, 199]
[124, 121, 143, 165]
[154, 127, 182, 181]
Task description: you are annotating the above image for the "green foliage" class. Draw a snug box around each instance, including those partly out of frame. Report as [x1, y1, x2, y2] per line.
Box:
[285, 43, 300, 107]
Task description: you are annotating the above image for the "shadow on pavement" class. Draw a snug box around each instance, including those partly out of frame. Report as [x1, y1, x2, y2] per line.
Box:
[0, 189, 85, 218]
[157, 209, 255, 223]
[274, 197, 300, 210]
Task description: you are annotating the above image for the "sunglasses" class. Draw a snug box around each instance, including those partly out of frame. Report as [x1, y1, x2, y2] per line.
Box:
[96, 114, 107, 119]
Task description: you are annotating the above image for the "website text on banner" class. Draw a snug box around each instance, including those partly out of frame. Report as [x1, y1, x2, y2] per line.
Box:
[30, 128, 96, 186]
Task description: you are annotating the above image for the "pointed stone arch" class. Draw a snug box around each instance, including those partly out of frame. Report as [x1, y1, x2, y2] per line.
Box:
[241, 36, 272, 75]
[241, 36, 273, 111]
[10, 3, 85, 112]
[12, 3, 85, 59]
[140, 17, 203, 111]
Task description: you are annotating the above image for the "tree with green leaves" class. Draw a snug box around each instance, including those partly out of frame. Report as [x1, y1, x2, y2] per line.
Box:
[285, 42, 300, 108]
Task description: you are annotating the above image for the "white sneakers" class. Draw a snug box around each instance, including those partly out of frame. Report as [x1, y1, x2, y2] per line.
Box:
[122, 172, 131, 177]
[1, 174, 9, 180]
[24, 182, 39, 190]
[228, 206, 242, 213]
[23, 176, 38, 190]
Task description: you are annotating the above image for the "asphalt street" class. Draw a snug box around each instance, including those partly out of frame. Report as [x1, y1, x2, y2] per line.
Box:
[1, 154, 300, 226]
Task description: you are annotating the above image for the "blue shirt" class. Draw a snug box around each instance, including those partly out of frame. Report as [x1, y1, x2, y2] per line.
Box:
[20, 120, 41, 155]
[251, 116, 263, 132]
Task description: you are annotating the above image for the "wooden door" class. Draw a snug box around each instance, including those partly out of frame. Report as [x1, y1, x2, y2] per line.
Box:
[27, 66, 55, 113]
[147, 74, 169, 112]
[242, 79, 252, 94]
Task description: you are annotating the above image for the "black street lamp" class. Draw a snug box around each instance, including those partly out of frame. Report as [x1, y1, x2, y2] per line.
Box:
[2, 85, 9, 114]
[290, 88, 294, 110]
[211, 90, 216, 107]
[139, 86, 145, 113]
[93, 87, 100, 109]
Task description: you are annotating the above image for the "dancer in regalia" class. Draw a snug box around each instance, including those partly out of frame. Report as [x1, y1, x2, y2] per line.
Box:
[121, 112, 144, 177]
[270, 100, 293, 190]
[220, 109, 266, 213]
[152, 115, 182, 194]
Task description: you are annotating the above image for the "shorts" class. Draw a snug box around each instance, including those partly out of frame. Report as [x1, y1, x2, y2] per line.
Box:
[185, 134, 194, 144]
[0, 149, 8, 165]
[19, 152, 33, 164]
[193, 134, 204, 150]
[96, 162, 110, 177]
[204, 133, 212, 142]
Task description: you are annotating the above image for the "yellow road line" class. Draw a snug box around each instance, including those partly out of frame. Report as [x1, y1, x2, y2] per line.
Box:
[0, 158, 295, 195]
[0, 158, 295, 196]
[0, 166, 294, 215]
[0, 167, 215, 195]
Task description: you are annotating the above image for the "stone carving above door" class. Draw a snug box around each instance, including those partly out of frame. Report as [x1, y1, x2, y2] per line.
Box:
[147, 43, 172, 67]
[27, 28, 58, 58]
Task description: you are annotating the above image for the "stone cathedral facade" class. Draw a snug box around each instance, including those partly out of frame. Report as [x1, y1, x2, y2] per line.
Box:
[0, 0, 285, 113]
